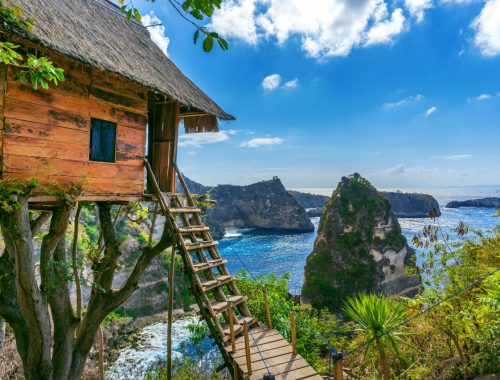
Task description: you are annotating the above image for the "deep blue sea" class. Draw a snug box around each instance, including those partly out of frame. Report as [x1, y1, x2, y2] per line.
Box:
[218, 186, 499, 294]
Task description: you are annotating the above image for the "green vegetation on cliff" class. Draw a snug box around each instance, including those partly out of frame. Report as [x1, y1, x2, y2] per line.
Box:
[302, 173, 419, 311]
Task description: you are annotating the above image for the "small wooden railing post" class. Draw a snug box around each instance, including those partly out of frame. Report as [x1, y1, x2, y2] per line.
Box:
[243, 323, 252, 376]
[228, 303, 236, 353]
[334, 358, 343, 380]
[290, 311, 297, 355]
[263, 288, 272, 328]
[233, 359, 239, 380]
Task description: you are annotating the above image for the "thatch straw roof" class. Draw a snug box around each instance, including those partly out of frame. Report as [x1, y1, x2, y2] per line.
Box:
[2, 0, 234, 121]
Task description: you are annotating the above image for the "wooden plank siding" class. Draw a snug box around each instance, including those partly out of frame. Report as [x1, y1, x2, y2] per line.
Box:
[0, 50, 150, 197]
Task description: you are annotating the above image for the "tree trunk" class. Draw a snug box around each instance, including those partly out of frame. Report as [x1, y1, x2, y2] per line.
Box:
[0, 317, 5, 352]
[0, 197, 54, 380]
[0, 199, 174, 380]
[377, 341, 391, 380]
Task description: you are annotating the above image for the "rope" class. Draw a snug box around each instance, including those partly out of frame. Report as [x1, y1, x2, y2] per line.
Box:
[343, 267, 500, 358]
[244, 319, 272, 375]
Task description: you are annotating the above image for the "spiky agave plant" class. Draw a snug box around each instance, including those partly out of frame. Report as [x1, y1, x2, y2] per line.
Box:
[344, 293, 410, 380]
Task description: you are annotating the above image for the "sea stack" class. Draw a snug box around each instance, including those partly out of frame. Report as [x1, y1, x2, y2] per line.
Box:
[301, 173, 420, 311]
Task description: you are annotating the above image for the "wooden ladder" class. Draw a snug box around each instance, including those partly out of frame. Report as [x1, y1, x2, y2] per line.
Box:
[144, 161, 257, 368]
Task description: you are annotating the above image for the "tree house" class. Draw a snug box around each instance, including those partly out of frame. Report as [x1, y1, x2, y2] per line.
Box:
[0, 0, 233, 204]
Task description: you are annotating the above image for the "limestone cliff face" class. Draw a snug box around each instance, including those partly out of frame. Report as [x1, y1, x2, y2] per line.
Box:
[207, 178, 314, 232]
[382, 191, 440, 218]
[301, 174, 420, 311]
[288, 191, 329, 209]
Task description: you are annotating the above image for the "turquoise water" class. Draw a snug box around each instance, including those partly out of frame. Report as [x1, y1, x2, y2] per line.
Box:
[218, 200, 499, 295]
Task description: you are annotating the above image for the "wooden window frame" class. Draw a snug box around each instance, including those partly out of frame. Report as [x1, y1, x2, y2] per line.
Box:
[89, 118, 117, 163]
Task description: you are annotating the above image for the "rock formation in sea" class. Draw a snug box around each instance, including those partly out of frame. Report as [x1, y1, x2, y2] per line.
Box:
[382, 191, 441, 218]
[290, 189, 440, 218]
[446, 197, 500, 209]
[206, 178, 314, 232]
[180, 176, 314, 236]
[301, 173, 420, 311]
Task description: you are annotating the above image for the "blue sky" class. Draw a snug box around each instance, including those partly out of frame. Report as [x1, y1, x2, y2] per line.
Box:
[134, 0, 500, 189]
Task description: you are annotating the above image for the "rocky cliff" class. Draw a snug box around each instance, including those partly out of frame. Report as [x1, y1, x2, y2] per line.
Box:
[382, 191, 441, 217]
[206, 178, 314, 232]
[290, 189, 440, 218]
[301, 173, 420, 311]
[447, 197, 500, 209]
[288, 191, 329, 208]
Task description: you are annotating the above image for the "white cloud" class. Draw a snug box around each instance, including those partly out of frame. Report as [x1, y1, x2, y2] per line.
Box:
[210, 0, 409, 59]
[404, 0, 432, 23]
[425, 106, 438, 116]
[364, 8, 406, 46]
[468, 93, 492, 102]
[432, 154, 472, 160]
[142, 11, 170, 56]
[262, 74, 282, 90]
[383, 94, 424, 109]
[284, 78, 299, 89]
[472, 0, 500, 56]
[386, 163, 406, 174]
[178, 131, 230, 148]
[209, 0, 260, 44]
[240, 137, 283, 148]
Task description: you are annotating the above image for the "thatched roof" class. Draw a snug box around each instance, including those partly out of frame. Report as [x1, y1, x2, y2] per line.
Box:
[2, 0, 234, 121]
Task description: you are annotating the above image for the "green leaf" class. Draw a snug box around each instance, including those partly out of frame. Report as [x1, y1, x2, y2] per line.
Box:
[133, 9, 141, 22]
[182, 0, 192, 11]
[126, 9, 132, 21]
[193, 29, 200, 45]
[202, 35, 214, 52]
[217, 37, 228, 51]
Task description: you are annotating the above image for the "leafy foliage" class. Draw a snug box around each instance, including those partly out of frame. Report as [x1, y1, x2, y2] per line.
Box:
[344, 293, 411, 379]
[117, 0, 228, 52]
[0, 2, 64, 89]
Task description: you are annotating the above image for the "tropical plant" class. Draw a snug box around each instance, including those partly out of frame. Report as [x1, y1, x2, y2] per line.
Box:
[343, 293, 410, 380]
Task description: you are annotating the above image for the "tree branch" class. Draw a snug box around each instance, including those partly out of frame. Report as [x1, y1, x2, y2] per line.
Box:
[30, 211, 51, 235]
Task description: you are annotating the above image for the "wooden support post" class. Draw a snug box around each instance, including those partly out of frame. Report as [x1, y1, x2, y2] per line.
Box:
[233, 359, 239, 380]
[228, 303, 236, 353]
[334, 358, 343, 380]
[98, 325, 104, 380]
[243, 323, 252, 376]
[167, 246, 176, 380]
[263, 288, 272, 328]
[290, 311, 297, 355]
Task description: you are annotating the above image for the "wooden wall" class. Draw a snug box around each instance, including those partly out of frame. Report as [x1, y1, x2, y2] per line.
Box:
[0, 50, 149, 196]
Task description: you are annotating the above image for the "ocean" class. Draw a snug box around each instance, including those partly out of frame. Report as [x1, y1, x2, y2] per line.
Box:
[219, 186, 499, 294]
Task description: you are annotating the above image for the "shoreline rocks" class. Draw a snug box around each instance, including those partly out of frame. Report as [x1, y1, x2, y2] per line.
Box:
[447, 197, 500, 209]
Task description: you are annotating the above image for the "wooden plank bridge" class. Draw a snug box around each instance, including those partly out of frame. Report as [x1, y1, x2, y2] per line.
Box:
[145, 161, 323, 379]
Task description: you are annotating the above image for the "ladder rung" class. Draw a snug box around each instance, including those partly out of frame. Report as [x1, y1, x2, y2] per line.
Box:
[221, 316, 257, 340]
[193, 259, 227, 272]
[208, 295, 247, 315]
[169, 207, 201, 213]
[200, 279, 218, 291]
[200, 275, 234, 292]
[185, 241, 218, 250]
[178, 226, 210, 233]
